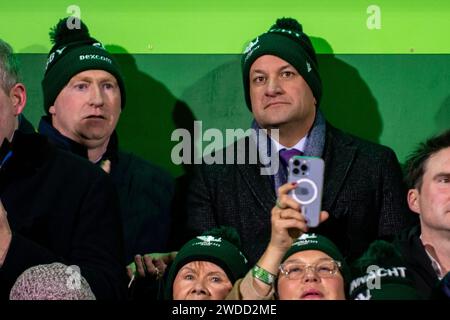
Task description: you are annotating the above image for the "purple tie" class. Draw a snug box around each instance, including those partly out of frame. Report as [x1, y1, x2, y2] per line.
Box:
[279, 148, 304, 168]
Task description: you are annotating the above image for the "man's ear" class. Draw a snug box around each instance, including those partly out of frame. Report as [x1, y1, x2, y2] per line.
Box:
[48, 105, 56, 115]
[407, 189, 421, 215]
[9, 83, 26, 115]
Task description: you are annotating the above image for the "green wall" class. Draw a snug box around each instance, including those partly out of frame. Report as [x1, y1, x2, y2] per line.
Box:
[2, 0, 449, 54]
[3, 1, 450, 177]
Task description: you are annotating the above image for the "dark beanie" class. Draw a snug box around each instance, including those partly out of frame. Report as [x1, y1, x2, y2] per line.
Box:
[42, 17, 126, 114]
[165, 226, 249, 300]
[349, 240, 423, 300]
[241, 17, 322, 110]
[282, 233, 351, 287]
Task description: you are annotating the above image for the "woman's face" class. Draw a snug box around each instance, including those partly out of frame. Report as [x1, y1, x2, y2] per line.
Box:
[277, 250, 346, 300]
[172, 261, 233, 300]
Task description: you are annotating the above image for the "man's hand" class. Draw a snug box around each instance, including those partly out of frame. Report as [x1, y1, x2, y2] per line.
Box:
[0, 200, 12, 266]
[126, 251, 177, 279]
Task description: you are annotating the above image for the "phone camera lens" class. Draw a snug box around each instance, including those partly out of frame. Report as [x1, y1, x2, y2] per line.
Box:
[300, 164, 308, 171]
[293, 159, 300, 166]
[293, 168, 300, 175]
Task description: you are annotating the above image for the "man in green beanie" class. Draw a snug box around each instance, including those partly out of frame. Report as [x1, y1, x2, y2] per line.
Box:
[185, 17, 412, 266]
[0, 38, 126, 300]
[164, 226, 249, 300]
[38, 17, 174, 265]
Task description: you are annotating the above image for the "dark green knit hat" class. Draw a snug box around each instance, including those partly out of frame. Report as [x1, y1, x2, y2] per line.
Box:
[241, 17, 322, 110]
[42, 17, 126, 114]
[282, 233, 351, 286]
[349, 240, 423, 300]
[165, 226, 249, 300]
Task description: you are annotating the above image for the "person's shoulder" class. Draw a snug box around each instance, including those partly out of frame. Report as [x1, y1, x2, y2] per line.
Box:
[327, 124, 396, 157]
[189, 136, 253, 173]
[389, 225, 423, 263]
[117, 150, 174, 184]
[14, 132, 111, 181]
[394, 224, 421, 244]
[14, 131, 48, 152]
[53, 147, 110, 179]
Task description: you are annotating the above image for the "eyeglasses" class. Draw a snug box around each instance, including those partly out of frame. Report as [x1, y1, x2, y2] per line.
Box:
[279, 260, 342, 280]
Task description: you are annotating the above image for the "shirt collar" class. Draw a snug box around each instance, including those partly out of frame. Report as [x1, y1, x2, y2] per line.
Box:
[420, 234, 444, 280]
[270, 135, 307, 154]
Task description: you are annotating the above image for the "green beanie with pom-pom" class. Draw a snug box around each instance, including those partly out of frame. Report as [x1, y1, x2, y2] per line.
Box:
[241, 17, 322, 110]
[165, 226, 249, 300]
[349, 240, 423, 300]
[41, 17, 126, 113]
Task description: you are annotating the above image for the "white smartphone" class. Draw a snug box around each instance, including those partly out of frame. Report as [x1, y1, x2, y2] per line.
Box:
[287, 156, 325, 227]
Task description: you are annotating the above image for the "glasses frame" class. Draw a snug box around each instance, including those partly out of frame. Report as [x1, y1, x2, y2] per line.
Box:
[279, 259, 342, 280]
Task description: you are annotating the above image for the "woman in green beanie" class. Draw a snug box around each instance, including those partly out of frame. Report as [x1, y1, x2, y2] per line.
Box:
[227, 182, 350, 300]
[165, 226, 249, 300]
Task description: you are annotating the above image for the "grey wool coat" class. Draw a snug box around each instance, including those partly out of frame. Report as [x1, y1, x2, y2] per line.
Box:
[184, 123, 413, 265]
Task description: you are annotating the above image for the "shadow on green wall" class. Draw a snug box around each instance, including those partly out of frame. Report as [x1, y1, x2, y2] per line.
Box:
[166, 55, 251, 249]
[107, 45, 196, 178]
[312, 37, 382, 144]
[18, 45, 48, 126]
[436, 95, 450, 133]
[180, 55, 252, 131]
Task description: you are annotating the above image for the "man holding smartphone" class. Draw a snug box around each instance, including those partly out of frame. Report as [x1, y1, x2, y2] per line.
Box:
[184, 17, 413, 265]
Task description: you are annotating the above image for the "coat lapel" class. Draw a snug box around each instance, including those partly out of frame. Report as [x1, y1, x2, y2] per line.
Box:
[322, 125, 357, 211]
[237, 162, 276, 213]
[234, 125, 356, 217]
[235, 136, 276, 214]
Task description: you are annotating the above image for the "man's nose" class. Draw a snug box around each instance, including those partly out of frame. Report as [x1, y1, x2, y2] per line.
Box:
[89, 84, 104, 107]
[265, 77, 283, 96]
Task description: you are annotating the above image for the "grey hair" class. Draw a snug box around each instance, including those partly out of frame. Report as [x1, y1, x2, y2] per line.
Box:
[0, 39, 21, 93]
